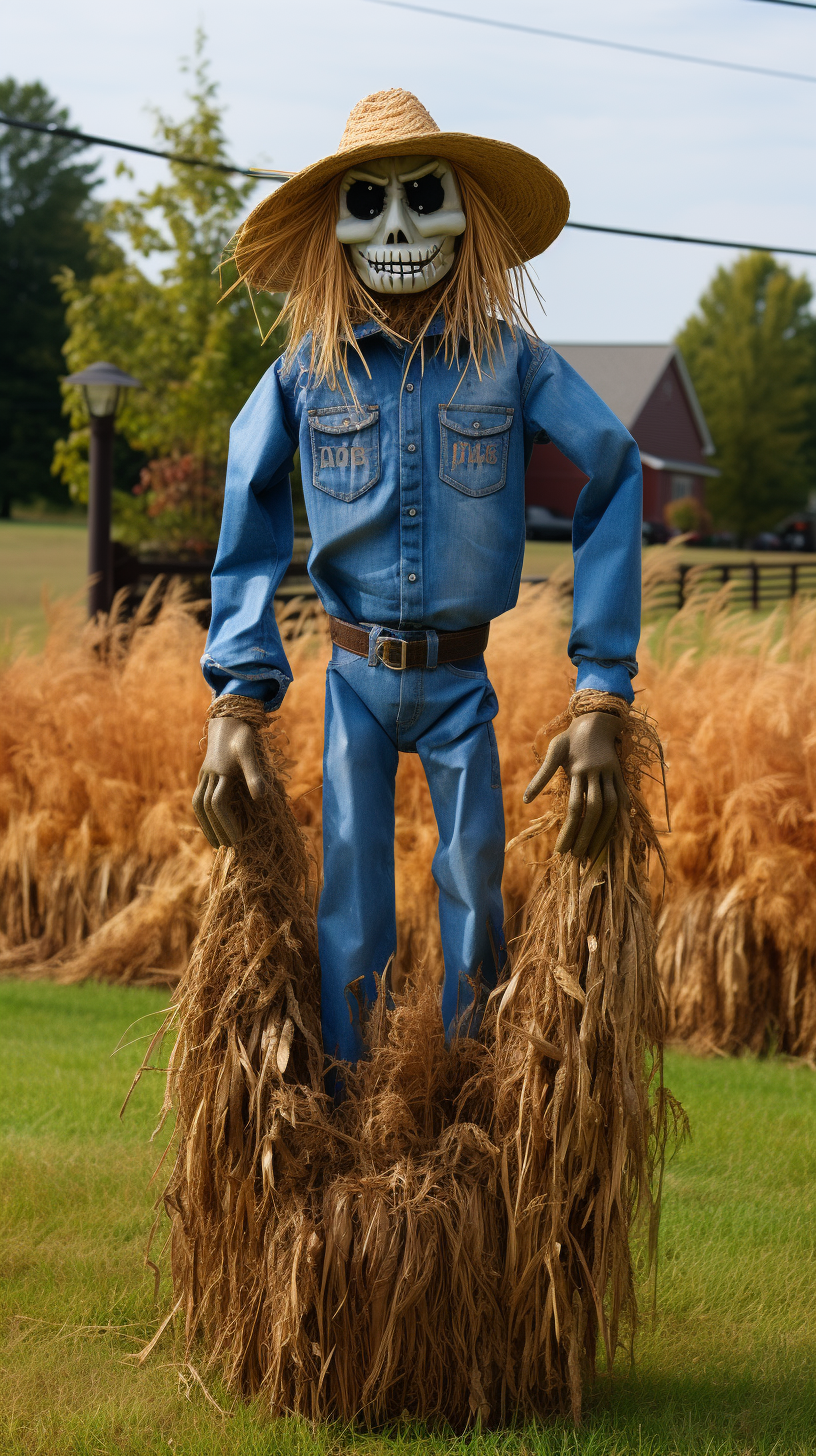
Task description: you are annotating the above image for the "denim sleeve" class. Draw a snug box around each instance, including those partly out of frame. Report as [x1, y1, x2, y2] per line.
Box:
[202, 359, 297, 710]
[520, 340, 641, 701]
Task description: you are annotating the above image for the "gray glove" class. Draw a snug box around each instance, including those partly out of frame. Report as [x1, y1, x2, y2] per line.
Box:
[192, 715, 267, 848]
[523, 710, 629, 861]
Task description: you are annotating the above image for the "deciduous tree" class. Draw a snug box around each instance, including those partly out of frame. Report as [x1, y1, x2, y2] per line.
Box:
[677, 252, 816, 537]
[55, 38, 285, 550]
[0, 80, 97, 516]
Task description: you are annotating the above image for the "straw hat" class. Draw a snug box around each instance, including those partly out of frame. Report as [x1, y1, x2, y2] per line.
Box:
[236, 89, 569, 292]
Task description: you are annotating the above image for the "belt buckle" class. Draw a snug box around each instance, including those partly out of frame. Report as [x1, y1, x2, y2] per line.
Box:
[376, 635, 409, 671]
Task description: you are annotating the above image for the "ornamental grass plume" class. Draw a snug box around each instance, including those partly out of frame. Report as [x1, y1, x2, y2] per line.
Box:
[638, 562, 816, 1058]
[4, 554, 816, 1060]
[0, 582, 211, 982]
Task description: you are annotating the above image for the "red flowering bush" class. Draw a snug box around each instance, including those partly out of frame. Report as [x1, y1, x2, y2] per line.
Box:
[120, 453, 224, 554]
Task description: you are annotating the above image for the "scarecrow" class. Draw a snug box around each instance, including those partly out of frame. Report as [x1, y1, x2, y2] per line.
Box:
[191, 89, 642, 1068]
[156, 91, 670, 1426]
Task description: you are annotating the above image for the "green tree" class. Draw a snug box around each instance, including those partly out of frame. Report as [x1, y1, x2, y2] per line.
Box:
[55, 38, 285, 551]
[0, 80, 98, 516]
[676, 252, 816, 538]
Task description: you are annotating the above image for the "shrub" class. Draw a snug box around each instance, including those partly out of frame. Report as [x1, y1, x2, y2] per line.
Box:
[664, 494, 712, 536]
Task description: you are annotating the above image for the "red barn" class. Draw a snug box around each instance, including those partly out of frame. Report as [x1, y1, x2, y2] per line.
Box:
[525, 344, 717, 533]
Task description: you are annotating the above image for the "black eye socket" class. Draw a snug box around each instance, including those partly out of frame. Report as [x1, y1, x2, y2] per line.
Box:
[406, 173, 445, 215]
[345, 180, 386, 220]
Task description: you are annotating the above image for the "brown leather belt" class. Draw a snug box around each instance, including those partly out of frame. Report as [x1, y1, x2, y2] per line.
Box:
[329, 616, 489, 670]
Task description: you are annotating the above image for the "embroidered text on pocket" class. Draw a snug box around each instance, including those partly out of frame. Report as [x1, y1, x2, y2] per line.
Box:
[309, 405, 380, 501]
[439, 404, 513, 497]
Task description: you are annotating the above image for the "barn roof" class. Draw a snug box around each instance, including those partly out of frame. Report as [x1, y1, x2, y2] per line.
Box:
[549, 343, 714, 455]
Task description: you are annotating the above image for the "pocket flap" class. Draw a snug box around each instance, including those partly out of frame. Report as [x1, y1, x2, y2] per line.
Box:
[308, 405, 379, 438]
[438, 405, 513, 439]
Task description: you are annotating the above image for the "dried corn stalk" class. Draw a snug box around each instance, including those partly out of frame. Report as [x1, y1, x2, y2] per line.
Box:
[493, 705, 682, 1418]
[139, 700, 680, 1429]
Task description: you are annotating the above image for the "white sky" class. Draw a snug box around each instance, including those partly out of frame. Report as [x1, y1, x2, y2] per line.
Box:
[5, 0, 816, 343]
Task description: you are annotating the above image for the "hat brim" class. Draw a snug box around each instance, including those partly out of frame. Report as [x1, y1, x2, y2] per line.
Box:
[235, 132, 569, 293]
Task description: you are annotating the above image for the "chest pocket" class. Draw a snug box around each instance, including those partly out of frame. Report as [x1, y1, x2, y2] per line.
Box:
[309, 405, 380, 501]
[439, 404, 514, 497]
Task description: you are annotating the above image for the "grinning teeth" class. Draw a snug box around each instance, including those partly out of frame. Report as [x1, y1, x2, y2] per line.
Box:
[361, 238, 448, 289]
[364, 242, 443, 275]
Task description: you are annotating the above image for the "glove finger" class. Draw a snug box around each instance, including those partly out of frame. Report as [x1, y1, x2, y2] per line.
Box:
[524, 732, 569, 804]
[587, 769, 619, 864]
[210, 776, 241, 847]
[203, 774, 232, 848]
[572, 771, 604, 860]
[613, 763, 631, 816]
[236, 731, 267, 801]
[555, 771, 586, 854]
[192, 772, 220, 849]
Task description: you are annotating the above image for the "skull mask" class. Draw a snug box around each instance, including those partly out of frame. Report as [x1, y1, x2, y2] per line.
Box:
[336, 155, 466, 295]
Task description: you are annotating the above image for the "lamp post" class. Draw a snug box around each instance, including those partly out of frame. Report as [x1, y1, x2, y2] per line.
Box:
[64, 361, 141, 616]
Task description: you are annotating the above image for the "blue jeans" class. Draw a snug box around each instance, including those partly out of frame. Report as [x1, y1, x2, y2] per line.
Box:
[319, 634, 506, 1065]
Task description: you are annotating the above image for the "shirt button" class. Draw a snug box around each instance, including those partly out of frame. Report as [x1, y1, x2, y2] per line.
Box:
[405, 383, 414, 392]
[473, 421, 480, 429]
[408, 573, 417, 582]
[407, 443, 416, 453]
[408, 508, 417, 517]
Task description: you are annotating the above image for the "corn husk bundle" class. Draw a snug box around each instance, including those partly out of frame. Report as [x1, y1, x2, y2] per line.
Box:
[493, 705, 680, 1419]
[139, 694, 678, 1428]
[140, 705, 324, 1395]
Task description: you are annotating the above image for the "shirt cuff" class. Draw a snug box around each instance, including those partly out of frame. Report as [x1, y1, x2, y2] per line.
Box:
[574, 659, 635, 703]
[202, 663, 291, 710]
[220, 676, 286, 707]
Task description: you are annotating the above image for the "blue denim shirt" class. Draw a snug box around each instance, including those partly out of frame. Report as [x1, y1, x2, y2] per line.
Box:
[203, 317, 641, 706]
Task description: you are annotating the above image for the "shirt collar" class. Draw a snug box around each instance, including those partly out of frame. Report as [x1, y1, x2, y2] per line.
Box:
[351, 313, 445, 341]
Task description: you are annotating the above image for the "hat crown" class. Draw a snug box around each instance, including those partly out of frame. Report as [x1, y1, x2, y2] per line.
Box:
[338, 89, 440, 154]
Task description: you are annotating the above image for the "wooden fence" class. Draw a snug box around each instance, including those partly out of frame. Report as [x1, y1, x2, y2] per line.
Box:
[115, 549, 816, 618]
[525, 559, 816, 612]
[646, 560, 816, 613]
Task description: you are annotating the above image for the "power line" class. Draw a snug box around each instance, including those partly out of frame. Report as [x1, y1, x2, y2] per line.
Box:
[0, 112, 291, 181]
[747, 0, 816, 9]
[365, 0, 816, 82]
[565, 220, 816, 259]
[2, 111, 814, 259]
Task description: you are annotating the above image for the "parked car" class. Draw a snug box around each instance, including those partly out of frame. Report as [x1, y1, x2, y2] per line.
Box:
[525, 504, 572, 541]
[642, 520, 671, 546]
[776, 515, 816, 552]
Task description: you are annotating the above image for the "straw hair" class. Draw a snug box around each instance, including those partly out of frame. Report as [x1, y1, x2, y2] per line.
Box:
[229, 165, 544, 388]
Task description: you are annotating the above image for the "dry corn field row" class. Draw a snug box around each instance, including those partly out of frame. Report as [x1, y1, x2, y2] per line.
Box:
[2, 548, 815, 1057]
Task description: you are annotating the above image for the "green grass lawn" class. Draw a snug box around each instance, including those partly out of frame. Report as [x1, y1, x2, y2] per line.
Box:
[1, 981, 814, 1455]
[521, 541, 572, 578]
[0, 519, 88, 655]
[521, 541, 816, 581]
